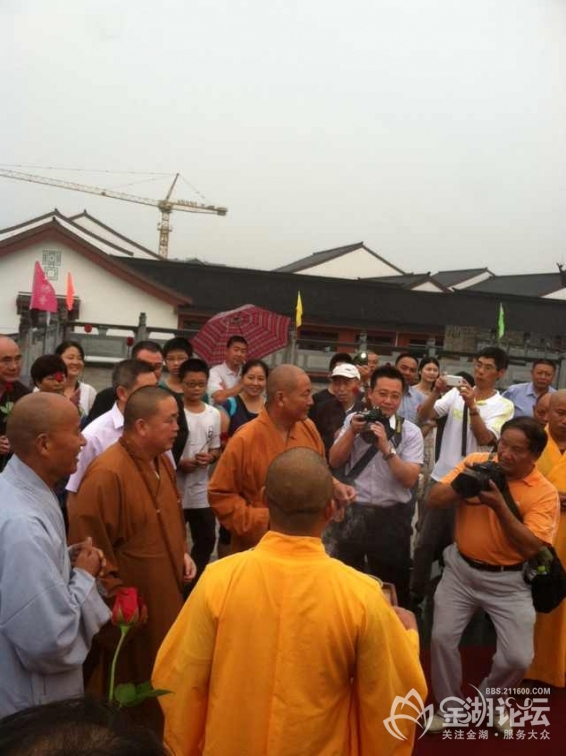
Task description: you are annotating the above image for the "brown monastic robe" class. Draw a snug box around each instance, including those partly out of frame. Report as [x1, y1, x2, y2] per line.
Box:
[68, 437, 186, 734]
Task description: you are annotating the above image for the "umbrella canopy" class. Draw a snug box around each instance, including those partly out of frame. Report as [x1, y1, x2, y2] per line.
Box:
[192, 304, 291, 365]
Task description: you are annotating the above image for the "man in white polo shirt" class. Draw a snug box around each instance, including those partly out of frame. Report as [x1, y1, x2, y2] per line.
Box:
[207, 336, 248, 405]
[411, 347, 514, 605]
[66, 360, 157, 500]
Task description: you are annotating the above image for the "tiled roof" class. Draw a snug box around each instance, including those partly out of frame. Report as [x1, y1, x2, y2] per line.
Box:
[467, 273, 564, 297]
[274, 242, 405, 275]
[362, 273, 450, 292]
[115, 256, 566, 336]
[433, 268, 492, 287]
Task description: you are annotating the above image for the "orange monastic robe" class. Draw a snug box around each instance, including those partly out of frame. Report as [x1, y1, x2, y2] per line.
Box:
[209, 408, 325, 552]
[526, 432, 566, 687]
[68, 438, 187, 731]
[153, 531, 427, 756]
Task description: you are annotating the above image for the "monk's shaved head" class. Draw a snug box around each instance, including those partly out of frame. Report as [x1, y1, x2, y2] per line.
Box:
[547, 389, 566, 441]
[266, 364, 306, 402]
[123, 386, 175, 430]
[549, 390, 566, 409]
[266, 448, 333, 532]
[7, 393, 76, 456]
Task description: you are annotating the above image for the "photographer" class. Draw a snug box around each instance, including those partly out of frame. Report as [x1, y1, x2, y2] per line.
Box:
[411, 347, 514, 606]
[328, 365, 423, 606]
[426, 417, 559, 734]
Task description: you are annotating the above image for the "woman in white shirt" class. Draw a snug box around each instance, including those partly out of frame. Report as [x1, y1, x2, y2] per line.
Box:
[55, 340, 96, 418]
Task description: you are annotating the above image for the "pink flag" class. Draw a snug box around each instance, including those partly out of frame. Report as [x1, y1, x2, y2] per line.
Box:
[30, 262, 58, 312]
[66, 272, 75, 312]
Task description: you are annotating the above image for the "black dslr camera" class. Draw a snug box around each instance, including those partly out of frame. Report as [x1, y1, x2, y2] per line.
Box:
[451, 461, 507, 499]
[356, 407, 395, 442]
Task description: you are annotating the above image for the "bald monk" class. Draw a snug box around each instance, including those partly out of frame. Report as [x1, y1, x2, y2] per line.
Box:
[0, 393, 110, 717]
[209, 364, 356, 553]
[533, 390, 552, 428]
[68, 386, 196, 735]
[527, 390, 566, 687]
[155, 448, 427, 756]
[0, 335, 30, 469]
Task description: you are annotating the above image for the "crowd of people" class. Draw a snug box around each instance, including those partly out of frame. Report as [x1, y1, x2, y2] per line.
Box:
[0, 330, 564, 754]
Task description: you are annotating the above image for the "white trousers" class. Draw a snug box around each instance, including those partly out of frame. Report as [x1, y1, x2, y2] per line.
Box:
[431, 543, 535, 708]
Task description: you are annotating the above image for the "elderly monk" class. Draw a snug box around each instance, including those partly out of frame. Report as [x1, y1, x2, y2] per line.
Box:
[527, 390, 566, 687]
[0, 394, 109, 717]
[154, 448, 427, 756]
[209, 364, 356, 553]
[68, 386, 196, 735]
[0, 336, 30, 470]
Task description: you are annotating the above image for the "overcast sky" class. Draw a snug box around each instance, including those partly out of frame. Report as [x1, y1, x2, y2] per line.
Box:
[2, 0, 565, 274]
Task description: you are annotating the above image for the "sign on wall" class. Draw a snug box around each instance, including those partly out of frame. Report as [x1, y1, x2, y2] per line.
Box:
[42, 250, 61, 280]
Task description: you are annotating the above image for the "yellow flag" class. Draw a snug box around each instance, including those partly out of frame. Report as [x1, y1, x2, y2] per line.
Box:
[295, 291, 303, 329]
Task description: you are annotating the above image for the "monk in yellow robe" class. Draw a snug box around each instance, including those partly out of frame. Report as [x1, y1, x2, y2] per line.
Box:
[154, 448, 427, 756]
[69, 387, 196, 734]
[527, 390, 566, 687]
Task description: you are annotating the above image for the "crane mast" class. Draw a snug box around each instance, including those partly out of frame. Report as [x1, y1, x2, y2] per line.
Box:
[0, 168, 227, 259]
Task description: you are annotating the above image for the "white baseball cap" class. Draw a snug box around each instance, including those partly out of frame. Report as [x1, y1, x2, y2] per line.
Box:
[330, 364, 361, 380]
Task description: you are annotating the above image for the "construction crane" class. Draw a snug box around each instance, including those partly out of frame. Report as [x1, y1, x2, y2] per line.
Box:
[0, 168, 227, 259]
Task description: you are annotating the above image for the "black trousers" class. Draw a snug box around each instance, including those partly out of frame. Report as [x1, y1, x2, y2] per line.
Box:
[183, 508, 217, 587]
[328, 502, 413, 608]
[410, 502, 455, 601]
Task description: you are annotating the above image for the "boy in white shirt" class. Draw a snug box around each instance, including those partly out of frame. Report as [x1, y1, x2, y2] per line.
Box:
[177, 359, 222, 589]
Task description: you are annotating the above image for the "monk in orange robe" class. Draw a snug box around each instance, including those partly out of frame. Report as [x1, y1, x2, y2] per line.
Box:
[209, 364, 356, 553]
[527, 390, 566, 687]
[68, 386, 196, 734]
[155, 449, 427, 756]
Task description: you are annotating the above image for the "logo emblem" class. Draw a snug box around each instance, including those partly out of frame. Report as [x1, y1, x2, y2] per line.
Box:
[384, 688, 434, 741]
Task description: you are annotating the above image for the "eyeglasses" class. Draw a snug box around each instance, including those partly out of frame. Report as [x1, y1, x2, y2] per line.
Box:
[474, 360, 497, 372]
[182, 381, 207, 389]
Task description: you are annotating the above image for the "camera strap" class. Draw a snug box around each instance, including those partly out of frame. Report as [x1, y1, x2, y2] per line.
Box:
[461, 403, 469, 457]
[338, 416, 404, 483]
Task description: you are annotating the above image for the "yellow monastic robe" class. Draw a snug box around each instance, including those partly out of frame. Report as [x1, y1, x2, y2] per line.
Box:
[153, 531, 427, 756]
[526, 432, 566, 687]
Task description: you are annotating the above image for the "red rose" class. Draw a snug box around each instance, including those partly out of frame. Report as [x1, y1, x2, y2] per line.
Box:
[126, 336, 134, 347]
[84, 324, 93, 333]
[111, 587, 147, 628]
[4, 383, 14, 394]
[54, 372, 65, 383]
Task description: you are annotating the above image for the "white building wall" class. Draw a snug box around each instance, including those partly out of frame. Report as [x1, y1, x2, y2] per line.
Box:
[451, 271, 493, 290]
[296, 248, 403, 279]
[0, 240, 178, 333]
[543, 288, 566, 300]
[413, 281, 443, 293]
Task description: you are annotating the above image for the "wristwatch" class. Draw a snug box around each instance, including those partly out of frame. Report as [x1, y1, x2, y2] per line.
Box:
[383, 446, 397, 461]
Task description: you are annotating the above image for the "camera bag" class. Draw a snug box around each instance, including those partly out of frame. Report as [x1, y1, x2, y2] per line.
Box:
[501, 488, 566, 614]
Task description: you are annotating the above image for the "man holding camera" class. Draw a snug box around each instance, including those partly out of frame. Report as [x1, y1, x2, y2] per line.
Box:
[328, 365, 423, 606]
[411, 347, 514, 605]
[427, 417, 559, 733]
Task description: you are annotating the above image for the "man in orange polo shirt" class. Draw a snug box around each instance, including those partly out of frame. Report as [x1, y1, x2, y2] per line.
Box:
[425, 417, 559, 733]
[209, 364, 356, 553]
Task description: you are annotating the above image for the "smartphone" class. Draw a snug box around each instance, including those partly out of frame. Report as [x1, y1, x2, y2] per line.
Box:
[444, 374, 465, 388]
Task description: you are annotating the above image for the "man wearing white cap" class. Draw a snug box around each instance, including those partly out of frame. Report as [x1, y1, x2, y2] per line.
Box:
[312, 363, 365, 456]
